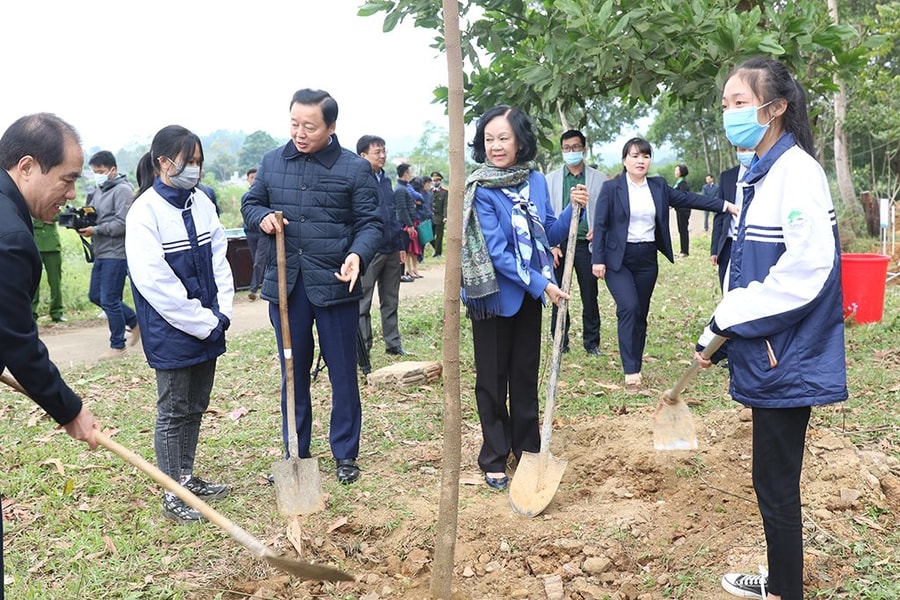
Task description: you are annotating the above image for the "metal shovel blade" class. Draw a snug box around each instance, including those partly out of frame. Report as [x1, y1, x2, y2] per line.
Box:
[653, 390, 698, 451]
[508, 450, 569, 518]
[262, 550, 355, 582]
[272, 457, 325, 516]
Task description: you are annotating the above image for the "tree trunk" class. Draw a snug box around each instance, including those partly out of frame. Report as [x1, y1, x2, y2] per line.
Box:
[430, 1, 464, 598]
[829, 0, 857, 210]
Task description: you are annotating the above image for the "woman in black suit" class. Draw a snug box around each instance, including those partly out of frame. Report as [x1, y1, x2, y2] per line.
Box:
[591, 138, 737, 387]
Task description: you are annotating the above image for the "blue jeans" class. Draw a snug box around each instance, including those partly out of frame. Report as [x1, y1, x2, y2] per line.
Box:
[88, 258, 137, 349]
[154, 359, 218, 481]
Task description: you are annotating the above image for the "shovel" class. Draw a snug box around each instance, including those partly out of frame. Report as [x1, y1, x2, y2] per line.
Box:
[271, 211, 325, 515]
[508, 202, 581, 518]
[653, 333, 726, 451]
[0, 372, 352, 582]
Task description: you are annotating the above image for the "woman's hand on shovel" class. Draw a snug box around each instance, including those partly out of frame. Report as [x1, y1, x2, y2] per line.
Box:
[694, 351, 713, 369]
[544, 282, 570, 306]
[569, 184, 590, 208]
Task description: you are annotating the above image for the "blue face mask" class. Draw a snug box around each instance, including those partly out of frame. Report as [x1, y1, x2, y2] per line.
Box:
[736, 151, 755, 168]
[93, 172, 110, 188]
[723, 101, 774, 150]
[562, 151, 583, 167]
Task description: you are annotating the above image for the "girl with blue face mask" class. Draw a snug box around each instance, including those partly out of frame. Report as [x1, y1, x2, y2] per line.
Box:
[696, 57, 847, 600]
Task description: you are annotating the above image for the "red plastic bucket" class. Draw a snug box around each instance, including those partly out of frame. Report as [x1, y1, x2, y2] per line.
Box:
[840, 253, 890, 324]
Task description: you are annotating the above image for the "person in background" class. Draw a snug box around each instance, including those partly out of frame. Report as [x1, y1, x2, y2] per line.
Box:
[410, 175, 432, 266]
[701, 172, 719, 232]
[672, 163, 692, 257]
[84, 150, 139, 360]
[127, 125, 234, 523]
[242, 168, 267, 301]
[430, 171, 447, 258]
[710, 148, 752, 290]
[545, 128, 607, 355]
[590, 138, 737, 388]
[356, 135, 406, 358]
[31, 216, 66, 322]
[394, 163, 418, 282]
[697, 57, 847, 600]
[461, 105, 588, 490]
[0, 112, 100, 577]
[241, 89, 382, 485]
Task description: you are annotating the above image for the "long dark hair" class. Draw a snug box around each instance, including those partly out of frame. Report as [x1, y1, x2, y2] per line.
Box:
[138, 125, 204, 196]
[728, 57, 816, 157]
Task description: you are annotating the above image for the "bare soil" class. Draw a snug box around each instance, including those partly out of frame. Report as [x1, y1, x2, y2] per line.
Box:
[218, 386, 900, 600]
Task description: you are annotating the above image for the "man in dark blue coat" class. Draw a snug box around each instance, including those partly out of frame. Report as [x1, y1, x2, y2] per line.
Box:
[0, 113, 100, 586]
[242, 89, 381, 484]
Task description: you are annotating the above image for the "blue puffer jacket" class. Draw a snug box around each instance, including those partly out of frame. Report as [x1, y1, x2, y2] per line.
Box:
[241, 136, 382, 307]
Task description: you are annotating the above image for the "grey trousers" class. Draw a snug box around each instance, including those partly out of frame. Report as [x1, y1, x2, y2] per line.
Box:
[154, 358, 217, 482]
[358, 251, 402, 351]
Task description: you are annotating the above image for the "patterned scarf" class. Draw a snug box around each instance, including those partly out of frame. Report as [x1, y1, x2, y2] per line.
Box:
[501, 184, 554, 287]
[461, 162, 550, 320]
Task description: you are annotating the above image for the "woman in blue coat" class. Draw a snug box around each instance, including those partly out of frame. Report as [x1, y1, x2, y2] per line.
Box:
[591, 138, 736, 387]
[461, 106, 588, 490]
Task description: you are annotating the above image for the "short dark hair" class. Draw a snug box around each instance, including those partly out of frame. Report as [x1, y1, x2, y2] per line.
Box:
[397, 163, 411, 178]
[560, 129, 586, 147]
[246, 168, 257, 177]
[469, 105, 538, 165]
[290, 89, 338, 127]
[89, 150, 117, 169]
[620, 137, 653, 174]
[0, 112, 81, 173]
[357, 134, 385, 155]
[430, 171, 443, 179]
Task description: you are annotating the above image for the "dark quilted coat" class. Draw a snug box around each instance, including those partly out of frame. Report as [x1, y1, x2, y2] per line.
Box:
[241, 136, 382, 307]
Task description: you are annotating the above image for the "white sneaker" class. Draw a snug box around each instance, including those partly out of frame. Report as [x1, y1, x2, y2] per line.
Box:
[97, 310, 107, 319]
[721, 572, 767, 599]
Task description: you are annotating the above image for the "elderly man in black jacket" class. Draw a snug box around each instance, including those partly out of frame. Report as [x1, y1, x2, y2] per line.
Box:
[242, 89, 382, 485]
[0, 112, 100, 579]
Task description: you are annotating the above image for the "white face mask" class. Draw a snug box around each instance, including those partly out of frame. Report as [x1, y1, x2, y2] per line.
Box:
[93, 172, 110, 188]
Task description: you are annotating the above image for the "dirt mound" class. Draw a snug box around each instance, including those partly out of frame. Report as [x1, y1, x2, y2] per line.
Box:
[221, 402, 898, 599]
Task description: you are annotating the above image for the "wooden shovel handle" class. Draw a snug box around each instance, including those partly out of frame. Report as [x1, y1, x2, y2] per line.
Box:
[274, 211, 299, 458]
[541, 203, 582, 454]
[666, 334, 726, 403]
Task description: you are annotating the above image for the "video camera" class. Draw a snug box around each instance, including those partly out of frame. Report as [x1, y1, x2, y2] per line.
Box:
[58, 205, 97, 230]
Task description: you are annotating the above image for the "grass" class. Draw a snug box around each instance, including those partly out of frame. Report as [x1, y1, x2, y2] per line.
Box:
[4, 230, 900, 598]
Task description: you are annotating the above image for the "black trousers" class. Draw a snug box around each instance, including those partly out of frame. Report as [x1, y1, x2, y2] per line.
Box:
[471, 296, 542, 473]
[603, 242, 658, 375]
[752, 406, 811, 600]
[550, 239, 601, 350]
[717, 237, 732, 291]
[675, 207, 691, 255]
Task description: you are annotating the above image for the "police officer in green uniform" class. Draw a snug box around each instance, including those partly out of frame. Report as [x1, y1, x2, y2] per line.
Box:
[31, 217, 65, 322]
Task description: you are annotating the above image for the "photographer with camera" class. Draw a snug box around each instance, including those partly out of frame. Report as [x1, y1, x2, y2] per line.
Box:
[82, 150, 139, 360]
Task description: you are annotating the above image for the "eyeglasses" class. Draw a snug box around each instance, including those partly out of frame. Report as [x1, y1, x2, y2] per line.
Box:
[562, 144, 584, 152]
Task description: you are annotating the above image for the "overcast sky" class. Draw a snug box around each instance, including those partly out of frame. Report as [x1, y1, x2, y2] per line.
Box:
[2, 1, 448, 154]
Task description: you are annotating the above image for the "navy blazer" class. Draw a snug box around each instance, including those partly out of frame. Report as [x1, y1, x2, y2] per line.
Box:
[591, 174, 726, 270]
[710, 165, 741, 257]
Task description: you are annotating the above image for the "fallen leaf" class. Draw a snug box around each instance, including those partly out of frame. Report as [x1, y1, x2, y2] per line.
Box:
[229, 407, 250, 421]
[328, 516, 349, 533]
[287, 516, 304, 557]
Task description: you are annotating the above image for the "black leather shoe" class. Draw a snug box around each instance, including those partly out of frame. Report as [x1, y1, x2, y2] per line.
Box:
[336, 459, 360, 484]
[561, 344, 570, 354]
[386, 346, 407, 356]
[585, 346, 602, 356]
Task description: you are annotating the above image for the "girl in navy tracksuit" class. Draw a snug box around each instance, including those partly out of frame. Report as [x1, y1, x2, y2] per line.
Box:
[126, 125, 234, 524]
[698, 58, 847, 600]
